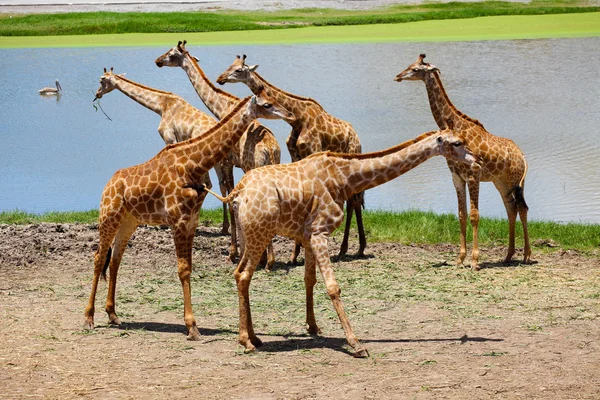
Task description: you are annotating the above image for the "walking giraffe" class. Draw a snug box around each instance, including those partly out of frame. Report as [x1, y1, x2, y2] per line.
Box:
[204, 129, 478, 357]
[84, 93, 293, 340]
[155, 41, 281, 270]
[396, 54, 531, 270]
[216, 55, 366, 263]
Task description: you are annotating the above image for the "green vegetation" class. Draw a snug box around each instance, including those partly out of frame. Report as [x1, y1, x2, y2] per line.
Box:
[2, 208, 598, 252]
[0, 1, 598, 37]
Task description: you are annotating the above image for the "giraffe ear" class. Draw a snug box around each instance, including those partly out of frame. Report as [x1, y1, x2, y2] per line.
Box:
[426, 64, 440, 74]
[248, 64, 259, 72]
[193, 56, 199, 62]
[251, 95, 257, 105]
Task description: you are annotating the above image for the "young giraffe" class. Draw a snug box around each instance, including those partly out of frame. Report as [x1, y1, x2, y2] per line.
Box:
[204, 129, 478, 357]
[83, 93, 293, 340]
[395, 54, 531, 270]
[216, 55, 366, 264]
[155, 41, 281, 270]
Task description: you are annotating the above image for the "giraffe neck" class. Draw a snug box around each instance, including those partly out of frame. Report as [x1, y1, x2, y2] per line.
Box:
[181, 54, 240, 120]
[165, 97, 254, 178]
[250, 72, 321, 118]
[337, 133, 441, 198]
[423, 71, 464, 129]
[113, 75, 171, 115]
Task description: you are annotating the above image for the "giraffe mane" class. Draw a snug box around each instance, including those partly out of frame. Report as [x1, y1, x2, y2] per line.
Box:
[160, 96, 251, 153]
[253, 72, 324, 110]
[112, 73, 179, 99]
[431, 71, 486, 130]
[313, 130, 439, 160]
[182, 50, 240, 102]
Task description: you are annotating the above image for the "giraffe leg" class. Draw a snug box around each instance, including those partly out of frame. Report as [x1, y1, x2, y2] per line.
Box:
[452, 173, 468, 267]
[336, 199, 355, 261]
[310, 233, 368, 358]
[234, 246, 266, 352]
[289, 241, 303, 265]
[517, 189, 532, 264]
[173, 221, 200, 341]
[214, 162, 231, 235]
[494, 182, 517, 263]
[264, 241, 275, 272]
[303, 243, 320, 335]
[84, 215, 123, 329]
[354, 192, 367, 257]
[104, 214, 138, 325]
[228, 199, 239, 264]
[467, 177, 481, 271]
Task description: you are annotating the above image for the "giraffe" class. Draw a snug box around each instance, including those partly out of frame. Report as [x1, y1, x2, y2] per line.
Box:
[395, 54, 531, 270]
[93, 67, 233, 235]
[203, 129, 478, 357]
[155, 41, 281, 270]
[83, 93, 293, 340]
[216, 55, 366, 264]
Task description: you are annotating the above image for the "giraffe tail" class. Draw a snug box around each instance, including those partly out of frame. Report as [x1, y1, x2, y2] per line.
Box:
[202, 184, 235, 203]
[511, 156, 529, 211]
[101, 247, 112, 281]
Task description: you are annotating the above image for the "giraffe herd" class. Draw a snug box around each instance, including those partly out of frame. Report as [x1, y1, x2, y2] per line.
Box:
[85, 42, 531, 358]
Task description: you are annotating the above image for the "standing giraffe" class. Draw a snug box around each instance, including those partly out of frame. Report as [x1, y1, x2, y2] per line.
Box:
[83, 93, 293, 340]
[155, 41, 281, 270]
[204, 129, 477, 357]
[395, 54, 531, 270]
[216, 55, 366, 264]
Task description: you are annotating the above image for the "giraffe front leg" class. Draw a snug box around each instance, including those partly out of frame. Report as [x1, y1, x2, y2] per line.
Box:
[214, 163, 230, 235]
[452, 173, 468, 267]
[467, 178, 481, 271]
[311, 234, 368, 358]
[104, 216, 138, 326]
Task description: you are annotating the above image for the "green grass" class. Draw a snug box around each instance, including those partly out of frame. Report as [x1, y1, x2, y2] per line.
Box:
[2, 208, 598, 252]
[0, 1, 598, 37]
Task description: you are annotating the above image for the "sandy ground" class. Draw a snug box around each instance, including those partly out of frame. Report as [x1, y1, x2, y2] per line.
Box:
[1, 222, 599, 399]
[0, 0, 533, 14]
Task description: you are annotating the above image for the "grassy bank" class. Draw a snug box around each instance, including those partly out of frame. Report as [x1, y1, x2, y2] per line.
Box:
[2, 209, 598, 252]
[1, 12, 599, 48]
[0, 1, 598, 37]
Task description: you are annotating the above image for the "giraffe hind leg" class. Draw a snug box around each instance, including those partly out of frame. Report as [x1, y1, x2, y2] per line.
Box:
[513, 186, 532, 263]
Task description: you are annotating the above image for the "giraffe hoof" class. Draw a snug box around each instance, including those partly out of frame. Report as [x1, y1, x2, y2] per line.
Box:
[471, 264, 481, 271]
[83, 318, 95, 331]
[187, 327, 201, 341]
[108, 316, 121, 326]
[306, 325, 321, 336]
[250, 336, 263, 348]
[353, 347, 370, 358]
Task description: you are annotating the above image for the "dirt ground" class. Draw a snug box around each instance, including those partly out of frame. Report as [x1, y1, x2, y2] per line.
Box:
[0, 222, 599, 399]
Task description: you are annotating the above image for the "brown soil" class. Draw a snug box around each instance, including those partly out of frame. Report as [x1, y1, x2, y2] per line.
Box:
[1, 223, 599, 399]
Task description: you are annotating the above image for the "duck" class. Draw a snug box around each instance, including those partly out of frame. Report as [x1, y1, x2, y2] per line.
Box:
[39, 79, 62, 95]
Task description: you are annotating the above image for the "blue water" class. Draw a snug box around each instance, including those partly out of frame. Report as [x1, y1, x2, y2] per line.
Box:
[0, 37, 598, 222]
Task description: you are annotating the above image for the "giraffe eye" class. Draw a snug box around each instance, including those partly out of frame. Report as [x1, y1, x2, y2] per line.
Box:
[263, 103, 272, 109]
[452, 141, 463, 147]
[236, 68, 243, 73]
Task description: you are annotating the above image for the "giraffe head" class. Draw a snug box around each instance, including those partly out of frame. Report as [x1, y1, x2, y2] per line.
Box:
[216, 54, 258, 86]
[93, 67, 123, 101]
[394, 54, 440, 83]
[437, 128, 478, 166]
[155, 40, 197, 68]
[247, 90, 294, 122]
